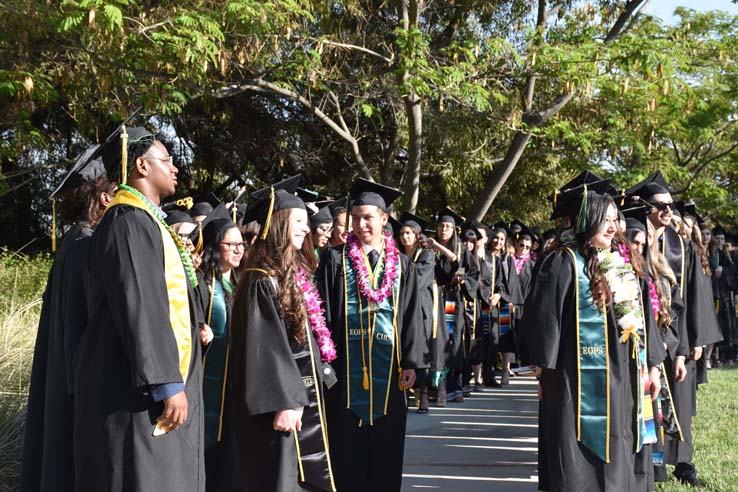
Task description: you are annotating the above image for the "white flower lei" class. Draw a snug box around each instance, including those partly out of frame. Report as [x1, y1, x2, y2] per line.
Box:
[597, 248, 645, 344]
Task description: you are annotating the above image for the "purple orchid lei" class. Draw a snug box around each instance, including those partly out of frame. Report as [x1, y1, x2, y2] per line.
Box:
[295, 267, 337, 363]
[346, 231, 399, 304]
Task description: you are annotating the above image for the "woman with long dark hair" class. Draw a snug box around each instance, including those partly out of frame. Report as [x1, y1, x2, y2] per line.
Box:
[397, 212, 438, 413]
[429, 207, 478, 404]
[197, 217, 243, 491]
[224, 183, 336, 492]
[524, 191, 665, 492]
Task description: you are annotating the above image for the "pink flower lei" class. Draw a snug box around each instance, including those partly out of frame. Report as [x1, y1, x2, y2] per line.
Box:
[346, 231, 399, 304]
[295, 267, 337, 363]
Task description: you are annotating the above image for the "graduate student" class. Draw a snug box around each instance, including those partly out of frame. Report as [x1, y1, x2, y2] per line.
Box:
[397, 212, 439, 413]
[317, 179, 425, 492]
[224, 176, 336, 492]
[486, 223, 523, 387]
[21, 147, 113, 492]
[309, 203, 334, 258]
[74, 127, 206, 492]
[628, 174, 723, 487]
[197, 217, 243, 492]
[431, 207, 479, 403]
[524, 189, 664, 492]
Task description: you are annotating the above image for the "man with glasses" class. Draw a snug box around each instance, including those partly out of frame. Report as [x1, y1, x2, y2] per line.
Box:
[630, 175, 722, 488]
[74, 127, 205, 492]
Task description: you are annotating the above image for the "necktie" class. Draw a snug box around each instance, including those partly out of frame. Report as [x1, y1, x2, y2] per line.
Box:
[368, 249, 380, 270]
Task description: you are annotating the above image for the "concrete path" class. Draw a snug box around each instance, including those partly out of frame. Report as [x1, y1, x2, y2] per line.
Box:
[402, 376, 540, 492]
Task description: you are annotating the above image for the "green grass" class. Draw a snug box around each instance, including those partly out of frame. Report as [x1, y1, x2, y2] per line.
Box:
[0, 250, 51, 492]
[656, 366, 738, 492]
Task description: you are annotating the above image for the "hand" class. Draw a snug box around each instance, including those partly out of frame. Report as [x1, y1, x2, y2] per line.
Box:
[399, 369, 416, 390]
[200, 323, 214, 345]
[674, 356, 687, 382]
[649, 366, 661, 401]
[422, 238, 437, 250]
[537, 382, 542, 400]
[158, 391, 188, 432]
[691, 346, 703, 361]
[273, 408, 303, 432]
[715, 266, 723, 278]
[489, 293, 501, 306]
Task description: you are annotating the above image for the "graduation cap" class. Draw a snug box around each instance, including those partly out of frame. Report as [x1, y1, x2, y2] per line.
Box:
[309, 204, 333, 228]
[349, 178, 402, 211]
[164, 210, 194, 227]
[550, 178, 617, 220]
[435, 206, 465, 226]
[50, 145, 107, 199]
[328, 197, 347, 214]
[100, 127, 156, 185]
[461, 220, 483, 240]
[492, 220, 512, 238]
[243, 175, 304, 240]
[542, 228, 557, 241]
[509, 219, 525, 234]
[621, 205, 651, 232]
[189, 202, 232, 252]
[387, 215, 402, 237]
[713, 225, 729, 237]
[162, 196, 195, 214]
[399, 211, 429, 232]
[296, 187, 321, 203]
[513, 222, 535, 242]
[675, 201, 705, 225]
[625, 171, 671, 202]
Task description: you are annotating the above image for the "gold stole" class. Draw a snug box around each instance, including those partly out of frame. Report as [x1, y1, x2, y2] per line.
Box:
[107, 190, 193, 382]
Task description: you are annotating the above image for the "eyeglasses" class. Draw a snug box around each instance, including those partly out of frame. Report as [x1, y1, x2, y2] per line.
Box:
[651, 201, 673, 211]
[221, 241, 247, 251]
[317, 225, 333, 235]
[177, 233, 192, 242]
[146, 154, 174, 165]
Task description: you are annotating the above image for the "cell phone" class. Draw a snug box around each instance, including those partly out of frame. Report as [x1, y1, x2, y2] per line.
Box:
[456, 267, 466, 276]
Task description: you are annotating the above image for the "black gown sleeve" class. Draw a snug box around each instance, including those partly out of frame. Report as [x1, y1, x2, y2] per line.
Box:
[413, 249, 436, 292]
[98, 207, 184, 390]
[399, 254, 427, 370]
[501, 256, 524, 305]
[460, 248, 479, 302]
[642, 277, 667, 368]
[62, 235, 91, 396]
[522, 250, 574, 369]
[685, 242, 723, 347]
[238, 275, 310, 415]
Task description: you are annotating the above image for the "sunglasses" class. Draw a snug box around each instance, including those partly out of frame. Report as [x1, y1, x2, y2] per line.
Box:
[651, 201, 673, 212]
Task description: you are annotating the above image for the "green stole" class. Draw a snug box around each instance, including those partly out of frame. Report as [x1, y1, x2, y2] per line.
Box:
[106, 188, 193, 383]
[564, 247, 611, 463]
[343, 245, 402, 426]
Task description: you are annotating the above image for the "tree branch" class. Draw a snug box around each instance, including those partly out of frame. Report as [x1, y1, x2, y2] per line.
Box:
[316, 39, 393, 65]
[605, 0, 646, 45]
[213, 80, 372, 179]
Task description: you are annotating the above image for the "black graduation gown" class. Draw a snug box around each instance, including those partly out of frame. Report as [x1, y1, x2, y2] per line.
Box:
[224, 273, 331, 492]
[710, 249, 737, 347]
[660, 228, 722, 466]
[524, 249, 664, 492]
[470, 254, 505, 365]
[20, 224, 91, 492]
[435, 245, 479, 370]
[73, 206, 205, 492]
[411, 248, 445, 375]
[317, 247, 425, 492]
[498, 253, 525, 354]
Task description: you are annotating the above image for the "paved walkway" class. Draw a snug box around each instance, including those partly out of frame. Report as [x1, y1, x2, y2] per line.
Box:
[402, 376, 540, 492]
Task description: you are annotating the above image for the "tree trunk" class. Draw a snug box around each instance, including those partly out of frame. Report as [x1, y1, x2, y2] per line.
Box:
[469, 0, 646, 220]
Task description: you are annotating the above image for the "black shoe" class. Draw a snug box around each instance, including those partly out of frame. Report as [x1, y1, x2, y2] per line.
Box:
[484, 379, 502, 388]
[674, 464, 705, 488]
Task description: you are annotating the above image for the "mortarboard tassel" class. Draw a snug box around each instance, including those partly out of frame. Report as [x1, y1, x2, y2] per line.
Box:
[576, 184, 589, 234]
[621, 188, 626, 207]
[553, 190, 558, 208]
[176, 197, 194, 210]
[232, 204, 237, 223]
[260, 187, 275, 240]
[194, 226, 204, 255]
[51, 198, 57, 253]
[120, 125, 129, 185]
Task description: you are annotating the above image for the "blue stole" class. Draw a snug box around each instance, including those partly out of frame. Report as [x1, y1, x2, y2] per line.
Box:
[564, 247, 611, 463]
[343, 247, 402, 426]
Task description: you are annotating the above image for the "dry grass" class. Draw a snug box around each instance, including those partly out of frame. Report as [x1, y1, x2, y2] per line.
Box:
[0, 250, 51, 492]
